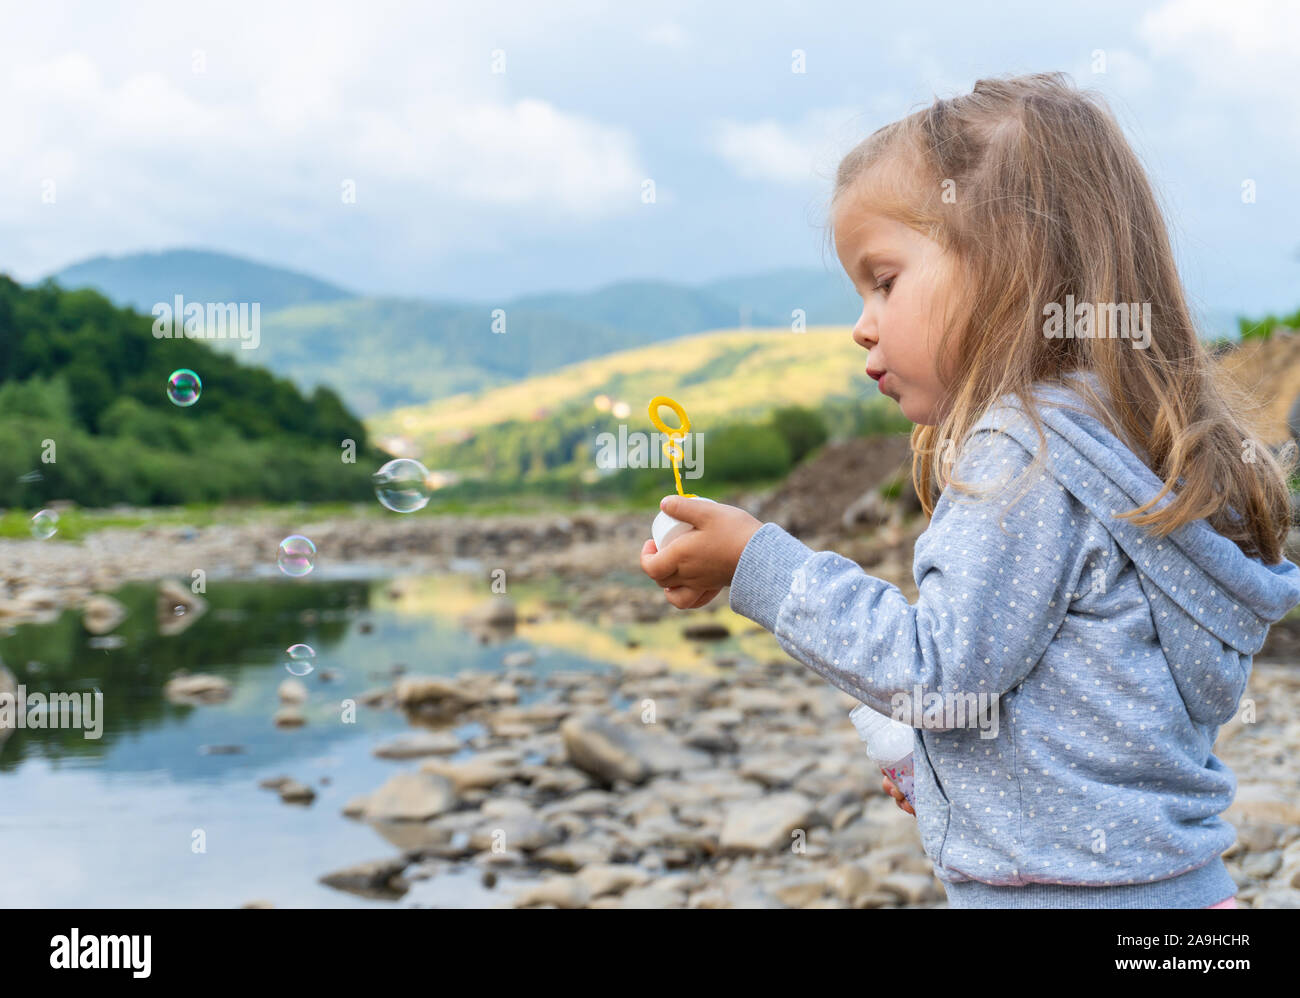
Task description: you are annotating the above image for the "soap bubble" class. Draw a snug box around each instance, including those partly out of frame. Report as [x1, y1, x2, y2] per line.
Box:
[284, 643, 316, 676]
[167, 369, 202, 407]
[277, 535, 316, 577]
[372, 458, 431, 513]
[30, 509, 58, 540]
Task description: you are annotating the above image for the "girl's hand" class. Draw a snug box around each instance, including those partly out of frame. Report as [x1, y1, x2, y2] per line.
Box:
[639, 497, 762, 610]
[882, 772, 915, 816]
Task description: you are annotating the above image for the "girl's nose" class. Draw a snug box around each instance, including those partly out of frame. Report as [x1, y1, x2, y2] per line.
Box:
[852, 308, 875, 349]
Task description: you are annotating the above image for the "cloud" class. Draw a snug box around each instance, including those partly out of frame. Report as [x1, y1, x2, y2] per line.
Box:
[1137, 0, 1300, 142]
[0, 1, 648, 282]
[710, 106, 868, 185]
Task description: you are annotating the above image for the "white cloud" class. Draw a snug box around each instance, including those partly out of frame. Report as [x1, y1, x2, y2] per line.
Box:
[710, 106, 867, 185]
[1137, 0, 1300, 142]
[0, 0, 647, 282]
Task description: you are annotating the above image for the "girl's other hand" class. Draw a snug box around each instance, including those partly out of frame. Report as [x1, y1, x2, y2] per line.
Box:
[881, 772, 915, 816]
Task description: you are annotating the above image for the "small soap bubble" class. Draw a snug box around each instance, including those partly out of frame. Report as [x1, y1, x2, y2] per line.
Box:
[277, 535, 316, 577]
[30, 509, 58, 540]
[167, 368, 202, 407]
[372, 458, 432, 513]
[284, 643, 316, 676]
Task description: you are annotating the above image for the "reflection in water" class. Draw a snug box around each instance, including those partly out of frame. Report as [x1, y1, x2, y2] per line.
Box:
[0, 574, 617, 908]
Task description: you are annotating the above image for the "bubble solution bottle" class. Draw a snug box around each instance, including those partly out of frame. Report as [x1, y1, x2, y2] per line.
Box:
[849, 702, 916, 810]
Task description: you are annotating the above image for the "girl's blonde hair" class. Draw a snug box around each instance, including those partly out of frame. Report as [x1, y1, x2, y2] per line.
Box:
[829, 71, 1294, 564]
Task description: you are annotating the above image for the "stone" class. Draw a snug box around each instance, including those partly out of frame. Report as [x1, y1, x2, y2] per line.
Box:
[512, 875, 591, 909]
[319, 857, 409, 896]
[575, 863, 654, 898]
[342, 794, 369, 818]
[278, 678, 308, 704]
[277, 780, 316, 804]
[82, 594, 127, 635]
[719, 793, 817, 853]
[468, 814, 563, 853]
[533, 839, 616, 870]
[157, 579, 208, 636]
[364, 770, 458, 821]
[1225, 784, 1300, 825]
[877, 871, 942, 906]
[1242, 850, 1282, 880]
[373, 730, 462, 758]
[273, 707, 306, 728]
[560, 712, 711, 786]
[770, 873, 831, 907]
[420, 753, 522, 793]
[163, 674, 232, 705]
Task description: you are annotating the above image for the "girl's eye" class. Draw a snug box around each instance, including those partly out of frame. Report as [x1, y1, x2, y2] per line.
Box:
[872, 276, 894, 295]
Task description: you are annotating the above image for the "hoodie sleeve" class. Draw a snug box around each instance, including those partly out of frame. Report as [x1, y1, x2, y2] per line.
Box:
[727, 425, 1092, 723]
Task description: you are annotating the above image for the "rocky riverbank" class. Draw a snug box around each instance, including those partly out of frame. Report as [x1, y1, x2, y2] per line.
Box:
[269, 642, 1300, 909]
[3, 476, 1300, 907]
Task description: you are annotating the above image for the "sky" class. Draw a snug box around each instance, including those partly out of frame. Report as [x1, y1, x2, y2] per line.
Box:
[0, 0, 1297, 320]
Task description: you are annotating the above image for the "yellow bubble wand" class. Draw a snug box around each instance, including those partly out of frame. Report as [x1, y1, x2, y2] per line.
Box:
[648, 395, 698, 498]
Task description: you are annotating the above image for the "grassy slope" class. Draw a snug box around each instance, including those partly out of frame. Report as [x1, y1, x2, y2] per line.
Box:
[368, 325, 870, 450]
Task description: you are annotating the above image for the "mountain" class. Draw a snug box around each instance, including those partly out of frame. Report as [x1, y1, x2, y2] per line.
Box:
[45, 249, 353, 315]
[703, 266, 862, 328]
[40, 251, 866, 416]
[245, 272, 865, 414]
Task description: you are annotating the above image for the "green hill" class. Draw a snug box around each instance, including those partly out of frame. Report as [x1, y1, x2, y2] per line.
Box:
[0, 276, 381, 507]
[366, 325, 909, 496]
[42, 251, 866, 416]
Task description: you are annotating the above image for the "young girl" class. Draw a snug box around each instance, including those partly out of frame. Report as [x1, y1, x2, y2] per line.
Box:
[639, 72, 1300, 908]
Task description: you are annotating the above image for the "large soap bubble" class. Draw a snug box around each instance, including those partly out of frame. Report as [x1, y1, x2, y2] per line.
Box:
[372, 458, 432, 513]
[277, 535, 316, 577]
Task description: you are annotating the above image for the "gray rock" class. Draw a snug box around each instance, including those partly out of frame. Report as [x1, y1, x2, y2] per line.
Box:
[319, 857, 410, 897]
[373, 730, 461, 758]
[1242, 850, 1282, 880]
[277, 780, 316, 805]
[512, 875, 591, 908]
[421, 753, 522, 792]
[560, 712, 712, 786]
[272, 706, 305, 728]
[468, 814, 563, 853]
[719, 793, 817, 853]
[163, 674, 232, 705]
[365, 769, 458, 821]
[278, 678, 308, 704]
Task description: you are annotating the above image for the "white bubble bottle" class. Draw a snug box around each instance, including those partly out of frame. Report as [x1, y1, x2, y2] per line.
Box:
[849, 702, 916, 809]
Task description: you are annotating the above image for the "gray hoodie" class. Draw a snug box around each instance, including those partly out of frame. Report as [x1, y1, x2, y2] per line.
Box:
[728, 369, 1300, 907]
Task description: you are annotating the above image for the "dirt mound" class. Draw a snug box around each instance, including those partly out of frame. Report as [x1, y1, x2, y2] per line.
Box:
[1215, 329, 1300, 444]
[748, 434, 916, 539]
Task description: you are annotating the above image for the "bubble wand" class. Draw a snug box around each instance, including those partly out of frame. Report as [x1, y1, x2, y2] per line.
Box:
[648, 395, 716, 550]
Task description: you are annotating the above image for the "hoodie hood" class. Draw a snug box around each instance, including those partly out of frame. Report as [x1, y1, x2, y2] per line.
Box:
[972, 369, 1300, 726]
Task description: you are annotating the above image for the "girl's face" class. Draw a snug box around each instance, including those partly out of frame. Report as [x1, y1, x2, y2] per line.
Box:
[833, 195, 956, 426]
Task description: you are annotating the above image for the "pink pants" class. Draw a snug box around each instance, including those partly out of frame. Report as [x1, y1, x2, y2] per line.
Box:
[1206, 896, 1237, 909]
